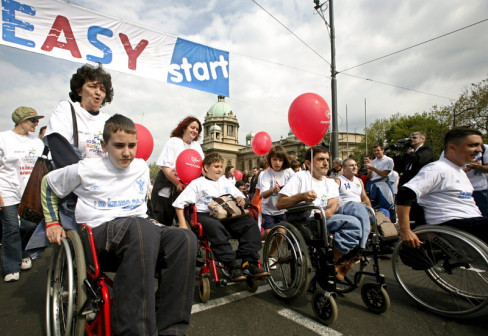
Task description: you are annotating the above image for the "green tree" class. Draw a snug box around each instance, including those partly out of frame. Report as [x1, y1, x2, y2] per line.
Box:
[148, 162, 160, 182]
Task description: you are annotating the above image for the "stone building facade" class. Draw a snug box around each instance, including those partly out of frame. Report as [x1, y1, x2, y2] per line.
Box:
[201, 96, 364, 171]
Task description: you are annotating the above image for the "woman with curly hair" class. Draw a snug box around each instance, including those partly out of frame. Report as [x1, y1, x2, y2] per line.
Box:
[152, 116, 204, 225]
[46, 63, 114, 158]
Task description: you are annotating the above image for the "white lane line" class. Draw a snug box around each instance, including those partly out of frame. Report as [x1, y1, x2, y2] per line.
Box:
[277, 308, 342, 336]
[191, 284, 271, 314]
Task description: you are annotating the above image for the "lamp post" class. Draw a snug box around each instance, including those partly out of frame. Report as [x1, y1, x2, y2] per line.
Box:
[453, 107, 475, 128]
[314, 0, 338, 159]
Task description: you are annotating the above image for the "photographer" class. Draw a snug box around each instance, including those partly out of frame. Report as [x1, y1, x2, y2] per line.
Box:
[395, 131, 434, 187]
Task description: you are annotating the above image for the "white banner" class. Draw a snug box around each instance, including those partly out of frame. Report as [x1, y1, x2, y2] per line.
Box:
[1, 0, 229, 96]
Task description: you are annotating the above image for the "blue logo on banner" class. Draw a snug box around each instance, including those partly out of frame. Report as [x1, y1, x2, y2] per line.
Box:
[167, 38, 229, 96]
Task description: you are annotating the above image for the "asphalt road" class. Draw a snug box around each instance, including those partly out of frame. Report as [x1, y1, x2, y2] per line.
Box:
[1, 246, 487, 336]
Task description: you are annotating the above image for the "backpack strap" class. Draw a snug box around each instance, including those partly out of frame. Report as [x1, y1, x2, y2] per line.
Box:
[68, 102, 79, 148]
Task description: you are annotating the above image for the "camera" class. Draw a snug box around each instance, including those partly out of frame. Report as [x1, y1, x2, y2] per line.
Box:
[389, 138, 412, 152]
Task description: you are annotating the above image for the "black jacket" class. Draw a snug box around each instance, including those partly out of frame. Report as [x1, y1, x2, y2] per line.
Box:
[397, 145, 435, 187]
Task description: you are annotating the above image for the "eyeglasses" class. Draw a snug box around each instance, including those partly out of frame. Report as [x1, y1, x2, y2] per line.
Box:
[27, 118, 40, 123]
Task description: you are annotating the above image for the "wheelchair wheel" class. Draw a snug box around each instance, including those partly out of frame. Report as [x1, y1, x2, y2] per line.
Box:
[263, 222, 312, 300]
[311, 289, 338, 326]
[199, 277, 211, 303]
[246, 278, 259, 293]
[335, 256, 366, 294]
[392, 225, 488, 318]
[46, 230, 87, 336]
[361, 283, 390, 314]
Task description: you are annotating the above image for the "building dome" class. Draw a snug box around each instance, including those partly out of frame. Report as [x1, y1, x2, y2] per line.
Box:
[246, 131, 255, 138]
[207, 96, 236, 118]
[287, 129, 296, 138]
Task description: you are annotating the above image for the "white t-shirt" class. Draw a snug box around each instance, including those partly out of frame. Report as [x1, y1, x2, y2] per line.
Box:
[220, 175, 236, 185]
[155, 137, 204, 197]
[0, 130, 45, 206]
[172, 176, 243, 213]
[46, 157, 149, 228]
[465, 144, 488, 191]
[279, 170, 340, 209]
[258, 168, 294, 215]
[389, 170, 399, 195]
[337, 175, 363, 204]
[404, 157, 482, 225]
[46, 101, 109, 158]
[370, 155, 394, 180]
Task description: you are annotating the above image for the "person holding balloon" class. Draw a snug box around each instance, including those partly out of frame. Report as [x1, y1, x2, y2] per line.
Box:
[152, 116, 204, 225]
[277, 146, 363, 281]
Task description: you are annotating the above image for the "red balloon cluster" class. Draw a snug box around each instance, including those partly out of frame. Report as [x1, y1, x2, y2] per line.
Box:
[288, 93, 330, 146]
[135, 124, 154, 161]
[175, 149, 203, 184]
[234, 170, 243, 180]
[251, 131, 272, 155]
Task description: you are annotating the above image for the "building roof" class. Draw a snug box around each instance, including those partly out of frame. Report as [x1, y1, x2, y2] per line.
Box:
[206, 96, 236, 119]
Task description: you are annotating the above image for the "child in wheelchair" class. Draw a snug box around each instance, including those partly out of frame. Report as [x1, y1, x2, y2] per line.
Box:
[277, 146, 363, 281]
[173, 152, 269, 282]
[42, 114, 196, 336]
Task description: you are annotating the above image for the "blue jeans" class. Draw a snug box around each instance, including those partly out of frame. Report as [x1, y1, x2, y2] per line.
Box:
[327, 213, 362, 255]
[337, 202, 371, 249]
[1, 204, 36, 275]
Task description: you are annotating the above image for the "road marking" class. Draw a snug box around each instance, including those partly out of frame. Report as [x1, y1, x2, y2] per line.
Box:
[191, 284, 271, 314]
[277, 308, 342, 336]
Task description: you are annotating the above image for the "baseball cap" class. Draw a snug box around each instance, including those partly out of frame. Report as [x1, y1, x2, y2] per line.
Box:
[12, 106, 44, 124]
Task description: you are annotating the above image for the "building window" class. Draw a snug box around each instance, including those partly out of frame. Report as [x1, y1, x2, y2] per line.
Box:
[228, 125, 234, 136]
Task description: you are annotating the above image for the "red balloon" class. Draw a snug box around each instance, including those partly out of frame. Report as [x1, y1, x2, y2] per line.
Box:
[175, 149, 203, 184]
[234, 170, 243, 181]
[288, 93, 330, 146]
[251, 131, 272, 155]
[135, 124, 154, 161]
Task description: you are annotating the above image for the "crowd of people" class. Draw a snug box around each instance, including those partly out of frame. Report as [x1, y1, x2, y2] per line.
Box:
[1, 62, 488, 335]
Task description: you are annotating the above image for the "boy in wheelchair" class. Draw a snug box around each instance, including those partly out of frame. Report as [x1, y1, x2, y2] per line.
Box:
[173, 152, 269, 282]
[42, 114, 196, 336]
[276, 146, 363, 281]
[397, 127, 488, 247]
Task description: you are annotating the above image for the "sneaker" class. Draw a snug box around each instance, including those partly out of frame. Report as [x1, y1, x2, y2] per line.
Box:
[21, 257, 32, 270]
[228, 267, 247, 282]
[243, 261, 270, 279]
[268, 257, 277, 270]
[4, 272, 19, 282]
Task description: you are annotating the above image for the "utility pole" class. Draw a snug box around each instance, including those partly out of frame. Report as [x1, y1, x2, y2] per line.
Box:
[314, 0, 338, 159]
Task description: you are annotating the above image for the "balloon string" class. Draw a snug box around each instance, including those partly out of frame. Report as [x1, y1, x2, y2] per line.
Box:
[310, 147, 313, 190]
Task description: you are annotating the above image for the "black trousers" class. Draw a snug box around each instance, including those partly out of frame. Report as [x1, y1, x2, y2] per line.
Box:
[92, 217, 196, 336]
[442, 216, 488, 244]
[197, 213, 261, 265]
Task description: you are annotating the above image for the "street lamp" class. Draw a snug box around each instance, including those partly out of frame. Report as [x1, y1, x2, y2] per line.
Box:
[453, 107, 475, 128]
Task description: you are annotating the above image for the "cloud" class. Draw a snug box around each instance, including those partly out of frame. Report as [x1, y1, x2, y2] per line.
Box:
[1, 0, 488, 162]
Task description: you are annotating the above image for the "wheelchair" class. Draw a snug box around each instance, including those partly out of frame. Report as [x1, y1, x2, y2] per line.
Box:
[184, 205, 260, 303]
[392, 224, 488, 318]
[263, 203, 390, 326]
[46, 224, 113, 336]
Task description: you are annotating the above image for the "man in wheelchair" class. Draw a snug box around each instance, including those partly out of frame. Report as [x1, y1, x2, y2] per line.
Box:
[42, 114, 196, 336]
[173, 153, 270, 282]
[397, 127, 488, 248]
[276, 146, 363, 281]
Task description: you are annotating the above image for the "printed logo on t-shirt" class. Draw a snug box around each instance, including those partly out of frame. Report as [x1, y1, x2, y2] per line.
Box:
[83, 132, 105, 158]
[319, 194, 328, 208]
[134, 179, 146, 194]
[89, 185, 101, 191]
[458, 191, 472, 199]
[20, 147, 39, 175]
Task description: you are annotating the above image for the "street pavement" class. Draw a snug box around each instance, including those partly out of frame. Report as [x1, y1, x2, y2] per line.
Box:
[1, 246, 487, 336]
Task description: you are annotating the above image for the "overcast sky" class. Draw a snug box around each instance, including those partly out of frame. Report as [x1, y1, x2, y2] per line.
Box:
[1, 0, 487, 162]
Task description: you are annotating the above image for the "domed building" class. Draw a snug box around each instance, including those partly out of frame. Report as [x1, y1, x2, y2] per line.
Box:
[201, 95, 365, 172]
[201, 96, 245, 167]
